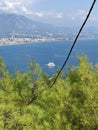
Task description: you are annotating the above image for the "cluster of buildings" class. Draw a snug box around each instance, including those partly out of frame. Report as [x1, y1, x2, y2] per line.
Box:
[0, 31, 98, 46]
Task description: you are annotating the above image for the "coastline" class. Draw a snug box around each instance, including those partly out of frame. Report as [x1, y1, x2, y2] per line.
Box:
[0, 37, 98, 47]
[0, 38, 61, 46]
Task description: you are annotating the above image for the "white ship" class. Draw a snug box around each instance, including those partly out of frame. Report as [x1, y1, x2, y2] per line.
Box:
[47, 62, 56, 68]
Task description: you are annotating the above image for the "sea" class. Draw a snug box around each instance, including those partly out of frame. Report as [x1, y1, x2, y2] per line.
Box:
[0, 39, 98, 76]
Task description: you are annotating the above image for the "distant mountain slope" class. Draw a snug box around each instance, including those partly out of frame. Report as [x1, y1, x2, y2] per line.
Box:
[0, 13, 59, 35]
[0, 13, 97, 38]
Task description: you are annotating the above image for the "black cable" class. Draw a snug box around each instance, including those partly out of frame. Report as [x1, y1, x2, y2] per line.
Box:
[27, 0, 96, 104]
[49, 0, 96, 88]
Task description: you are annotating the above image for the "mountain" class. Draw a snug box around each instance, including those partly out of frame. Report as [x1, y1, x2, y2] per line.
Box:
[0, 13, 61, 36]
[0, 13, 97, 38]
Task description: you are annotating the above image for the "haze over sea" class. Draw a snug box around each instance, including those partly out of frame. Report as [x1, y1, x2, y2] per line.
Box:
[0, 39, 98, 76]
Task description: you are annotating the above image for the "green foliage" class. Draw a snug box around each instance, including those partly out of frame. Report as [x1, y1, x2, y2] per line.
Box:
[0, 55, 98, 130]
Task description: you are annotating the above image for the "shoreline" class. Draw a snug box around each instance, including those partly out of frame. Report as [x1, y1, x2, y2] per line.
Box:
[0, 38, 98, 47]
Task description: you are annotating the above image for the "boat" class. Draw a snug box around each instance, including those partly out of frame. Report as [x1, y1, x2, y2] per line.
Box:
[47, 62, 56, 68]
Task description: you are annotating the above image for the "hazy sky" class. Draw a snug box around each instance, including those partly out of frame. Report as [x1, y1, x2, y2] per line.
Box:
[0, 0, 98, 26]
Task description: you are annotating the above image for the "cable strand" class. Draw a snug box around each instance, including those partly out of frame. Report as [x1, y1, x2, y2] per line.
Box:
[49, 0, 96, 88]
[27, 0, 96, 105]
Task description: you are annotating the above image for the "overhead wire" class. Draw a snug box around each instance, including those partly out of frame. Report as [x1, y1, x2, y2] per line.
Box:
[49, 0, 96, 88]
[27, 0, 96, 104]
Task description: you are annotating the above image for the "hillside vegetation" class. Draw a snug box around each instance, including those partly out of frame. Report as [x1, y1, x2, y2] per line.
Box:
[0, 55, 98, 130]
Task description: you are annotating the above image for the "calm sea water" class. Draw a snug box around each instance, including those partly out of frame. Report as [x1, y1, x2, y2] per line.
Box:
[0, 39, 98, 76]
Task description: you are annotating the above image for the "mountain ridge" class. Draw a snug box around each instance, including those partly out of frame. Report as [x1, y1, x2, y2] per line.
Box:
[0, 13, 97, 38]
[0, 13, 60, 35]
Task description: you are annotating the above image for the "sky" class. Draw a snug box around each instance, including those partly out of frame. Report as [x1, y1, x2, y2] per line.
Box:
[0, 0, 98, 27]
